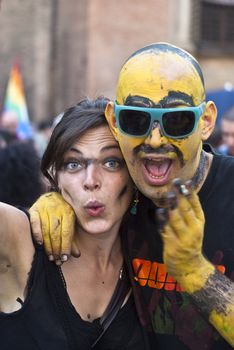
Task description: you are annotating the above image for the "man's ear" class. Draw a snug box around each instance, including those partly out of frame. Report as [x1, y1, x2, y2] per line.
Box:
[105, 101, 119, 140]
[200, 101, 217, 141]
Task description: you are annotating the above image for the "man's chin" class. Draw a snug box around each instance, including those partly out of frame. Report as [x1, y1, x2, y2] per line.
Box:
[136, 181, 171, 207]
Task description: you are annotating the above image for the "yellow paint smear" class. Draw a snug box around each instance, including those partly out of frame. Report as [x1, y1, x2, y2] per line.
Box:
[116, 51, 205, 106]
[210, 307, 234, 346]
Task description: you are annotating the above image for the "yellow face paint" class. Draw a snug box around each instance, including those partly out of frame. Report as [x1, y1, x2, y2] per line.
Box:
[109, 46, 210, 205]
[116, 51, 205, 106]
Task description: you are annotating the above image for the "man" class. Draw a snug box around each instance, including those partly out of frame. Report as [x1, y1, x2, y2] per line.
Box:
[30, 43, 234, 349]
[219, 106, 234, 156]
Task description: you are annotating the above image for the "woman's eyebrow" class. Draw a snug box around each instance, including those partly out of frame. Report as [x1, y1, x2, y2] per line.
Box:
[101, 145, 120, 152]
[68, 144, 120, 155]
[69, 148, 82, 154]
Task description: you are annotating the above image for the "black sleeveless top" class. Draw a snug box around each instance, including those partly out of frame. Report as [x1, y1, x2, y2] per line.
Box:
[0, 243, 150, 350]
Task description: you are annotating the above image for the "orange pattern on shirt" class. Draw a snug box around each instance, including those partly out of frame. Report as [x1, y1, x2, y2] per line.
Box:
[132, 258, 225, 291]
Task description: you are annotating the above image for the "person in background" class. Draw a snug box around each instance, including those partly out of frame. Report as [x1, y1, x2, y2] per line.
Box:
[0, 135, 44, 208]
[30, 43, 234, 349]
[218, 105, 234, 156]
[0, 129, 17, 149]
[206, 125, 223, 152]
[0, 111, 19, 139]
[33, 119, 54, 158]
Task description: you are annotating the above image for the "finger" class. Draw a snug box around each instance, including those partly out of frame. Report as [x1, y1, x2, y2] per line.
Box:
[29, 208, 43, 244]
[172, 178, 192, 196]
[187, 191, 205, 222]
[174, 194, 197, 226]
[49, 217, 62, 260]
[171, 179, 199, 226]
[172, 178, 184, 194]
[160, 224, 178, 246]
[41, 210, 54, 259]
[60, 211, 76, 259]
[174, 186, 204, 226]
[167, 207, 187, 237]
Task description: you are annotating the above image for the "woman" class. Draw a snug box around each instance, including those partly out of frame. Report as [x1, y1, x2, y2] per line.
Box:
[0, 97, 150, 349]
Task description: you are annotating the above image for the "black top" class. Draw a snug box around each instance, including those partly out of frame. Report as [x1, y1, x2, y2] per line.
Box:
[0, 241, 150, 349]
[0, 245, 70, 350]
[124, 146, 234, 350]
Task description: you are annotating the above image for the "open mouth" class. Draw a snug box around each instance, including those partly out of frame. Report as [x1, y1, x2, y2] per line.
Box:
[142, 158, 172, 185]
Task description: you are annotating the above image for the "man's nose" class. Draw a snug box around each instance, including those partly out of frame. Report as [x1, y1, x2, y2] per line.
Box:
[83, 164, 101, 191]
[144, 121, 168, 148]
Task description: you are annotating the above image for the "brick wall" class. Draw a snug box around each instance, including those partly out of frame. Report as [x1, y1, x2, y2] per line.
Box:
[86, 0, 173, 99]
[0, 0, 233, 123]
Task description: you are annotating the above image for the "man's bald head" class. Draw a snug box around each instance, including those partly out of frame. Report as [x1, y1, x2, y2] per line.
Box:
[116, 42, 206, 108]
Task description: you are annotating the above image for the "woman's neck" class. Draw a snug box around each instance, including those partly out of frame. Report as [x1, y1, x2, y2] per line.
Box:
[74, 224, 123, 271]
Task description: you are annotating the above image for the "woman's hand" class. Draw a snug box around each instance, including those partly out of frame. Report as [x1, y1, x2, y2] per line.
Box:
[29, 192, 79, 264]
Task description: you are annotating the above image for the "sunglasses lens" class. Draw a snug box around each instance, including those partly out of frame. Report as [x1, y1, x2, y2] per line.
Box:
[162, 111, 195, 137]
[119, 110, 151, 136]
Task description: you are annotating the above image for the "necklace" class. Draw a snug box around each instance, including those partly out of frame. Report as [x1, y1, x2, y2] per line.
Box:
[58, 266, 67, 288]
[101, 265, 124, 284]
[58, 263, 125, 287]
[191, 150, 209, 190]
[119, 265, 124, 280]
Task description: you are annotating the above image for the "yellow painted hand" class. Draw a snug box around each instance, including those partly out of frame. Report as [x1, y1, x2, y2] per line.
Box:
[159, 182, 234, 346]
[29, 192, 78, 263]
[159, 184, 215, 293]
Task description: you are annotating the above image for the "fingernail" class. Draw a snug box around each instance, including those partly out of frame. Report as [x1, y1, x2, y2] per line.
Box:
[172, 178, 189, 196]
[61, 254, 68, 262]
[55, 260, 62, 266]
[179, 184, 189, 196]
[48, 255, 54, 261]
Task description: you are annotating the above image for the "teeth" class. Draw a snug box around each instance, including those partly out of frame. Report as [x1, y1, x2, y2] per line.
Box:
[148, 158, 165, 162]
[150, 174, 165, 179]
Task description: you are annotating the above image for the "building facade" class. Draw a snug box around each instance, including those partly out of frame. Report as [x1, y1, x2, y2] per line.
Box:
[0, 0, 233, 122]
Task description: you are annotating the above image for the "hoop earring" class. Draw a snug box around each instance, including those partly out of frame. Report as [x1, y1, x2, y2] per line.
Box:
[130, 189, 139, 215]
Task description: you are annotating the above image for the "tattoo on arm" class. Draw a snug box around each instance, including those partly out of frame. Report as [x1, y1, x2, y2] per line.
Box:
[191, 269, 234, 345]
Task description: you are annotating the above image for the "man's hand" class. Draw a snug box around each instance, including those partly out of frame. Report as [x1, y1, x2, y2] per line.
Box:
[158, 180, 215, 292]
[29, 192, 78, 264]
[157, 180, 234, 346]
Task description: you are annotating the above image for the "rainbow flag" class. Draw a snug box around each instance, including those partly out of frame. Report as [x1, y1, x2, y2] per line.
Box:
[1, 62, 33, 139]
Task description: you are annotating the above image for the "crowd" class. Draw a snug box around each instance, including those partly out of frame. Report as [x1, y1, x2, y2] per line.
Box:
[0, 109, 59, 207]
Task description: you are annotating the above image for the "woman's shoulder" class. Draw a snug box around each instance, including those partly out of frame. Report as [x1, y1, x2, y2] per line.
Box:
[0, 203, 33, 250]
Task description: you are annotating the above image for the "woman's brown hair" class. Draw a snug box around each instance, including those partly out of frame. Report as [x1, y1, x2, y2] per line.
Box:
[41, 97, 110, 190]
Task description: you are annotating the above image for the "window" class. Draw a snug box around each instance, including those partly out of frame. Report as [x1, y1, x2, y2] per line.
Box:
[192, 0, 234, 55]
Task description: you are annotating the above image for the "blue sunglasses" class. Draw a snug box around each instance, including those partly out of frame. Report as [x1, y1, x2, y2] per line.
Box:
[114, 102, 206, 139]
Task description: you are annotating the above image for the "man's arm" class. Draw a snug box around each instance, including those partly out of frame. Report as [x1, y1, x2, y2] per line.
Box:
[29, 192, 78, 264]
[159, 188, 234, 346]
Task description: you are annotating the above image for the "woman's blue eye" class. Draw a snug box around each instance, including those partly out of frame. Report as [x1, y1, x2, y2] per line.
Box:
[64, 162, 82, 171]
[105, 159, 122, 169]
